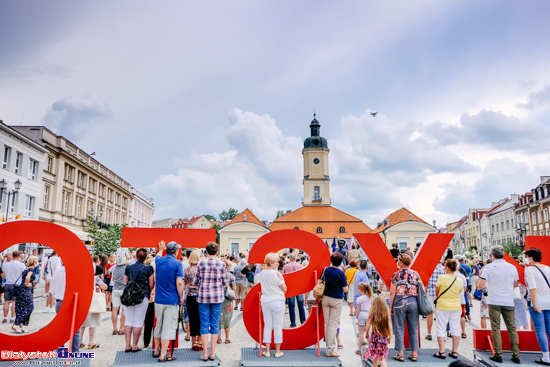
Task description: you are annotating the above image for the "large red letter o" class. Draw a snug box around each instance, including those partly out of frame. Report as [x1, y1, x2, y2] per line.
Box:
[0, 221, 94, 357]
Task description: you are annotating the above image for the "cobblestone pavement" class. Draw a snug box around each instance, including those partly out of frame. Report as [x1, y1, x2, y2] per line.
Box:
[0, 284, 531, 366]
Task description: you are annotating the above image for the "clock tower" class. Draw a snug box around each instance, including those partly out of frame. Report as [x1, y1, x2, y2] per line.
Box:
[302, 114, 331, 206]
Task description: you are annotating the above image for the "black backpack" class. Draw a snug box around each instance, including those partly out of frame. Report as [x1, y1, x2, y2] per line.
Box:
[121, 266, 144, 307]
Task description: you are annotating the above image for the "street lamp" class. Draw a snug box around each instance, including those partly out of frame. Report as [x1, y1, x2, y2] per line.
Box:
[516, 222, 527, 250]
[89, 207, 104, 228]
[0, 179, 22, 223]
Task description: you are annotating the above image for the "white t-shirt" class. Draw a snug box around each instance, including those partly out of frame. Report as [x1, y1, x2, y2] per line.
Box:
[454, 271, 467, 304]
[525, 265, 550, 310]
[3, 260, 26, 285]
[45, 256, 62, 280]
[480, 259, 519, 307]
[256, 269, 285, 303]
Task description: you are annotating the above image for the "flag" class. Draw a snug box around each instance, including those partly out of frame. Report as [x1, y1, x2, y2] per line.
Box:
[1, 215, 4, 223]
[325, 240, 329, 247]
[15, 214, 21, 220]
[331, 237, 336, 252]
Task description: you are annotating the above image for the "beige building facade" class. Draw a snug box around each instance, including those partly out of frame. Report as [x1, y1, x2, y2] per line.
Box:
[219, 209, 269, 255]
[13, 126, 133, 243]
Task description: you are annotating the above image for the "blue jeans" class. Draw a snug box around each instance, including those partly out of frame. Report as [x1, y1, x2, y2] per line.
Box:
[529, 306, 550, 353]
[464, 290, 470, 316]
[287, 295, 306, 327]
[198, 303, 222, 335]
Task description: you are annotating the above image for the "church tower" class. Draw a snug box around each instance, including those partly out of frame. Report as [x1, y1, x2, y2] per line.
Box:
[302, 114, 331, 206]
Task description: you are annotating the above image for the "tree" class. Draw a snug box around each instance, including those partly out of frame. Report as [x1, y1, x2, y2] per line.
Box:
[502, 239, 522, 258]
[203, 214, 217, 221]
[87, 212, 125, 256]
[218, 208, 238, 221]
[210, 223, 221, 244]
[275, 209, 292, 220]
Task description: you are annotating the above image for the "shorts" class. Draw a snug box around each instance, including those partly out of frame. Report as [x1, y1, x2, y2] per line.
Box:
[4, 285, 16, 301]
[236, 284, 248, 300]
[358, 319, 367, 326]
[112, 289, 124, 308]
[154, 304, 179, 340]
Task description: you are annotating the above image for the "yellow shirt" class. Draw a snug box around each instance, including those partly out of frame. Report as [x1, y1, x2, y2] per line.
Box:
[435, 274, 463, 311]
[346, 267, 359, 285]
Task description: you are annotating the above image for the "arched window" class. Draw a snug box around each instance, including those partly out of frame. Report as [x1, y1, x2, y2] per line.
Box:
[294, 227, 299, 230]
[339, 226, 345, 233]
[316, 227, 323, 233]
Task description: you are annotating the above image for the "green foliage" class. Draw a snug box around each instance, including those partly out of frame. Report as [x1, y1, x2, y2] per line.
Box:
[210, 223, 221, 244]
[87, 212, 125, 256]
[218, 208, 238, 221]
[203, 214, 217, 221]
[502, 239, 522, 258]
[275, 209, 292, 220]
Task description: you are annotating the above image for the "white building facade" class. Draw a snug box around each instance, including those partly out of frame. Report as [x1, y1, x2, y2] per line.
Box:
[0, 121, 48, 252]
[131, 188, 154, 227]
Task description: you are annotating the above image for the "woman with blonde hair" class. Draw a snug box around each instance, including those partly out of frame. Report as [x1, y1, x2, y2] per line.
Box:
[12, 256, 38, 333]
[184, 250, 202, 350]
[255, 252, 287, 358]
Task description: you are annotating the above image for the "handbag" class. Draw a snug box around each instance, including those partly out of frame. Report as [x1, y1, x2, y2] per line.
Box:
[513, 287, 522, 301]
[416, 280, 433, 316]
[226, 285, 236, 300]
[89, 288, 107, 313]
[9, 272, 24, 298]
[434, 276, 457, 307]
[313, 268, 327, 300]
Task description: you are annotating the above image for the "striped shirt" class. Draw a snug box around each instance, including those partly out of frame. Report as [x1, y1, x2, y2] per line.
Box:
[427, 263, 446, 298]
[193, 257, 228, 304]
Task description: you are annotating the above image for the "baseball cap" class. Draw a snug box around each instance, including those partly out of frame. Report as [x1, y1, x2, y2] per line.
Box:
[166, 241, 181, 254]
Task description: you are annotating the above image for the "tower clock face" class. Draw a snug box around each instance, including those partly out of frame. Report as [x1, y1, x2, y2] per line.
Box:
[313, 158, 320, 165]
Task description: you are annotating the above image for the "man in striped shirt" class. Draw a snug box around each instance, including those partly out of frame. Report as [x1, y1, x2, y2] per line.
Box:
[425, 259, 446, 340]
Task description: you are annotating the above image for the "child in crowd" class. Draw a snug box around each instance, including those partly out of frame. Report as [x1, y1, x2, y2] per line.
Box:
[364, 296, 392, 367]
[355, 282, 374, 355]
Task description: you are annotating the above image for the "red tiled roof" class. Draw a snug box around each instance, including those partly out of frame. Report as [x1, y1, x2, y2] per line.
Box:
[371, 207, 430, 233]
[226, 209, 267, 228]
[269, 206, 371, 239]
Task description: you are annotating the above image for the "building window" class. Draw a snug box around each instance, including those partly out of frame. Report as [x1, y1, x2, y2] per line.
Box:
[63, 191, 70, 215]
[27, 159, 38, 181]
[339, 226, 346, 233]
[496, 224, 499, 232]
[506, 220, 510, 230]
[24, 196, 34, 217]
[533, 212, 537, 225]
[316, 227, 323, 233]
[42, 185, 50, 210]
[314, 186, 321, 201]
[14, 152, 22, 174]
[46, 156, 53, 172]
[544, 209, 549, 222]
[9, 194, 16, 214]
[538, 212, 542, 223]
[108, 189, 113, 202]
[2, 146, 11, 169]
[0, 190, 3, 211]
[65, 165, 73, 182]
[294, 227, 299, 230]
[491, 225, 494, 233]
[28, 159, 37, 180]
[76, 197, 82, 219]
[78, 173, 85, 188]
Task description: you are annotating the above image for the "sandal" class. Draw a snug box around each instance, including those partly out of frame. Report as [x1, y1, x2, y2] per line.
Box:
[393, 355, 405, 362]
[461, 333, 467, 339]
[225, 340, 231, 344]
[159, 355, 177, 362]
[185, 336, 190, 341]
[117, 330, 125, 335]
[79, 344, 85, 349]
[217, 339, 222, 344]
[450, 351, 459, 359]
[112, 330, 119, 335]
[433, 352, 446, 359]
[88, 344, 99, 349]
[355, 350, 362, 355]
[152, 351, 160, 358]
[408, 355, 418, 362]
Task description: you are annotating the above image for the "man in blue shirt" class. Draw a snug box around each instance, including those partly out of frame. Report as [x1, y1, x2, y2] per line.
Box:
[353, 260, 370, 306]
[153, 241, 184, 362]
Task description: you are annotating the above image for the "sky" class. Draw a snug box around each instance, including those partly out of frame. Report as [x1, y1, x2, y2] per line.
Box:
[1, 1, 550, 228]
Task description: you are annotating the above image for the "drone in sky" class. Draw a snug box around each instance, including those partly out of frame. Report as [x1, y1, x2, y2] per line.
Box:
[370, 111, 378, 117]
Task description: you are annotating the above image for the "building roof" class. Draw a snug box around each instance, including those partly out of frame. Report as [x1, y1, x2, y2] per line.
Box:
[269, 206, 371, 239]
[371, 207, 430, 233]
[486, 198, 511, 215]
[226, 209, 267, 228]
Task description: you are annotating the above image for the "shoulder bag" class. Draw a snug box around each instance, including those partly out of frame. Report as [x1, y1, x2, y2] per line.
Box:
[433, 276, 457, 307]
[313, 268, 327, 300]
[9, 272, 24, 298]
[121, 266, 144, 307]
[417, 279, 434, 316]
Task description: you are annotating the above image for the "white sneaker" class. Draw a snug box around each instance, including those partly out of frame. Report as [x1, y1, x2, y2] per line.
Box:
[21, 327, 28, 333]
[12, 325, 22, 333]
[43, 307, 50, 313]
[9, 318, 15, 323]
[49, 307, 56, 313]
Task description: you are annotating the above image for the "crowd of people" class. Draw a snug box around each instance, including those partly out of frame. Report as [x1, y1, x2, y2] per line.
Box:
[2, 241, 550, 366]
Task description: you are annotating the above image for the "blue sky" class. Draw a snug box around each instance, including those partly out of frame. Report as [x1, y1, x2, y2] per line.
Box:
[1, 1, 549, 227]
